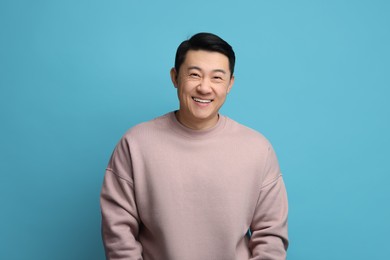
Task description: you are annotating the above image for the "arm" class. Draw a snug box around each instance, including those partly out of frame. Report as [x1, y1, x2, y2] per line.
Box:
[100, 138, 143, 260]
[249, 146, 289, 260]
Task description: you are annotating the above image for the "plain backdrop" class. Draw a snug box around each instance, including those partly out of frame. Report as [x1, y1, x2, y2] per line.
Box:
[1, 0, 389, 259]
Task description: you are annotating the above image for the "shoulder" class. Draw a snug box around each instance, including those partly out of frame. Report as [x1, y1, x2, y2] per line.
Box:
[122, 112, 172, 140]
[224, 116, 271, 148]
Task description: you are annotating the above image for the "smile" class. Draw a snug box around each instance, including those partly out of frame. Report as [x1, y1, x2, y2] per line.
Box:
[192, 97, 213, 103]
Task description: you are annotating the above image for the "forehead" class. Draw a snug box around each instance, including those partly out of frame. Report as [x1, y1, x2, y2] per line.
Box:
[183, 50, 230, 71]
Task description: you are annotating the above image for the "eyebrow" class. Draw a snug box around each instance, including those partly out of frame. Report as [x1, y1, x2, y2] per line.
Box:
[187, 66, 227, 74]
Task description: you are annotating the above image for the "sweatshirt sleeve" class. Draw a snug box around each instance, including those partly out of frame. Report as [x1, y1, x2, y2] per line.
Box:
[249, 145, 289, 260]
[100, 137, 143, 260]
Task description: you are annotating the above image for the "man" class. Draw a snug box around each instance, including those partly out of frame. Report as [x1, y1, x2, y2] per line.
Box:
[100, 32, 288, 260]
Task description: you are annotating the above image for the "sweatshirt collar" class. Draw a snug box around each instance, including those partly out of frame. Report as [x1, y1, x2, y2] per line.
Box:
[168, 111, 226, 139]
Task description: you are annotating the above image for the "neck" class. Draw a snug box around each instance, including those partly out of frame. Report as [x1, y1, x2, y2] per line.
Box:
[175, 111, 219, 130]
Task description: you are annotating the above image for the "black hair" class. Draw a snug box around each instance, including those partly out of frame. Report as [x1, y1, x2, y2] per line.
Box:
[174, 32, 235, 77]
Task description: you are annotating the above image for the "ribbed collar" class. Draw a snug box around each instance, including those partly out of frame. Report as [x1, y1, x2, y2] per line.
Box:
[168, 111, 226, 139]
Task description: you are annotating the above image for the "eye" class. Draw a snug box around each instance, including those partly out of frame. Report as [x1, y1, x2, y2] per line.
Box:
[190, 73, 201, 78]
[212, 76, 223, 81]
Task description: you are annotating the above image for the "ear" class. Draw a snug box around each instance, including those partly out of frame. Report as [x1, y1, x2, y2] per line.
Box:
[227, 75, 235, 94]
[170, 68, 178, 88]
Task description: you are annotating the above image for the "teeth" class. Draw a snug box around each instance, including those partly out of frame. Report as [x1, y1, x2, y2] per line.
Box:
[193, 97, 212, 103]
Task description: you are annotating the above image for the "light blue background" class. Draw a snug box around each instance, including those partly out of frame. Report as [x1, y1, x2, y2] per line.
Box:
[1, 0, 389, 259]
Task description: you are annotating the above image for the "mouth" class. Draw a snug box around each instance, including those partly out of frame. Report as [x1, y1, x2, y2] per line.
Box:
[192, 97, 213, 104]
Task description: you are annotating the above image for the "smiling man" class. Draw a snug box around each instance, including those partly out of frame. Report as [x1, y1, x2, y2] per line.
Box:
[171, 49, 234, 130]
[100, 32, 289, 260]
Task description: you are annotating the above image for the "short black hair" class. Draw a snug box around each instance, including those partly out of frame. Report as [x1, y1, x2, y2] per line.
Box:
[174, 32, 235, 77]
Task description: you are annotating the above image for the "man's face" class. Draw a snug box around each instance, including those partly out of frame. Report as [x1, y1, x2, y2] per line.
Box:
[170, 50, 234, 130]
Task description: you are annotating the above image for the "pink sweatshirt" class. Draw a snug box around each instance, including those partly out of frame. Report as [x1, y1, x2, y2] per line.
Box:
[100, 112, 288, 260]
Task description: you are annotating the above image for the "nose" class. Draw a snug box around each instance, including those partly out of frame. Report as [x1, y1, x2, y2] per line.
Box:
[197, 78, 212, 94]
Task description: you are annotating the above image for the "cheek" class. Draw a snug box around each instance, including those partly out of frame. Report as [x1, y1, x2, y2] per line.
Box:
[178, 82, 196, 95]
[216, 87, 229, 97]
[177, 87, 192, 104]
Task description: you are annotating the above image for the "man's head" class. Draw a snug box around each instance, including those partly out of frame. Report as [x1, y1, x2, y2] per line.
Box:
[171, 33, 235, 130]
[174, 32, 235, 78]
